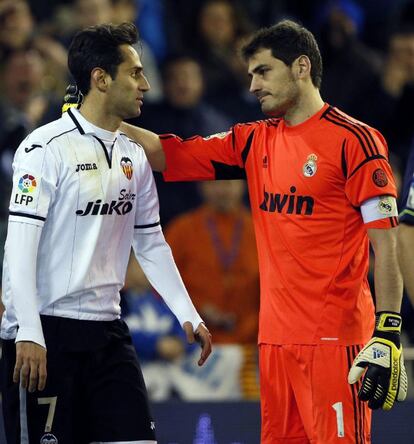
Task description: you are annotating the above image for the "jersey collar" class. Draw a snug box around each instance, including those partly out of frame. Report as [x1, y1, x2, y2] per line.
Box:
[66, 108, 118, 142]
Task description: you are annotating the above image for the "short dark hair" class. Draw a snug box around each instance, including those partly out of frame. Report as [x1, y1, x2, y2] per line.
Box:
[68, 22, 138, 95]
[242, 20, 323, 89]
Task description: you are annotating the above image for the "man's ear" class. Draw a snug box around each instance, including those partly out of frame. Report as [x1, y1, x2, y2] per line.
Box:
[91, 67, 110, 92]
[294, 55, 311, 80]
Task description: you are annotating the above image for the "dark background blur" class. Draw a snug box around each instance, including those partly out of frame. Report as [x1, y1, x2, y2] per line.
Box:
[0, 2, 414, 441]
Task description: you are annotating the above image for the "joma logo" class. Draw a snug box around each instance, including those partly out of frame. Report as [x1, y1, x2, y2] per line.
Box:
[76, 163, 98, 172]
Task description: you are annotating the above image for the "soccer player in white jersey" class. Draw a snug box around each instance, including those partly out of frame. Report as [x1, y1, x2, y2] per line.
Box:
[0, 22, 212, 444]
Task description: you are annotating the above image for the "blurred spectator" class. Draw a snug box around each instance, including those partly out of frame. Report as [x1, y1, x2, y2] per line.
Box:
[136, 0, 166, 63]
[0, 48, 61, 218]
[132, 55, 232, 224]
[165, 180, 259, 345]
[111, 0, 162, 102]
[74, 0, 113, 31]
[123, 255, 255, 401]
[139, 55, 231, 137]
[122, 254, 190, 363]
[354, 26, 414, 166]
[317, 0, 381, 113]
[0, 0, 67, 87]
[0, 0, 34, 58]
[189, 0, 261, 121]
[398, 141, 414, 344]
[55, 0, 162, 102]
[56, 0, 113, 49]
[383, 28, 414, 167]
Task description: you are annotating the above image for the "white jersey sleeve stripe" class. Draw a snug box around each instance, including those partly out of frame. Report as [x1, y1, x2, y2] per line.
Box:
[134, 221, 160, 229]
[9, 211, 46, 222]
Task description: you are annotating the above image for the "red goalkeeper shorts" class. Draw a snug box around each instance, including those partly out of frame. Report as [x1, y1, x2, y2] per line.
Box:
[259, 344, 372, 444]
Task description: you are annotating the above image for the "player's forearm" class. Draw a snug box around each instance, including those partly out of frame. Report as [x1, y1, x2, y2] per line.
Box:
[368, 227, 403, 312]
[119, 123, 166, 172]
[397, 223, 414, 307]
[4, 221, 45, 347]
[132, 230, 203, 329]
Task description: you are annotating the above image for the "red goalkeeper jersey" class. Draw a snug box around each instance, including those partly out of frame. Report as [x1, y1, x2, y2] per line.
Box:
[161, 104, 398, 345]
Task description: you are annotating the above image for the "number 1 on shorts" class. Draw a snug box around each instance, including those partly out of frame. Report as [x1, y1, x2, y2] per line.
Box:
[332, 401, 345, 438]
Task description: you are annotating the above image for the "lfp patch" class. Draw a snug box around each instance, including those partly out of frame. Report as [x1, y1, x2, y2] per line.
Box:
[18, 174, 37, 193]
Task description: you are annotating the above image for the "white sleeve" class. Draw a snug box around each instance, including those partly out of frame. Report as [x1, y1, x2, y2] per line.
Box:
[134, 148, 161, 233]
[4, 221, 45, 347]
[9, 134, 59, 227]
[132, 230, 204, 329]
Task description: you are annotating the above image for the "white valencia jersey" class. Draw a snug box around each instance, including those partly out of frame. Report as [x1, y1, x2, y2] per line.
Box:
[1, 108, 163, 340]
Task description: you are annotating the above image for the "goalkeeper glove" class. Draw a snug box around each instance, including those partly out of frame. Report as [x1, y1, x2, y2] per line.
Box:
[348, 311, 408, 410]
[62, 84, 83, 114]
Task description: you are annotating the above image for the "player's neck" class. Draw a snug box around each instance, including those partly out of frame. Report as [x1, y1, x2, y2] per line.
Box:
[283, 89, 325, 127]
[80, 97, 122, 132]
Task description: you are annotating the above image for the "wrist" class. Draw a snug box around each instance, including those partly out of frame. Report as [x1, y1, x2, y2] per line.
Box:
[374, 311, 402, 347]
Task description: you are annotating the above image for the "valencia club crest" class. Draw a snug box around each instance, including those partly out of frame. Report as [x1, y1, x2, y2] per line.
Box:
[120, 157, 133, 180]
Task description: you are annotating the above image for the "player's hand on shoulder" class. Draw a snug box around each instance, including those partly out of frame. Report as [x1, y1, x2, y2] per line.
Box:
[348, 312, 408, 411]
[14, 341, 47, 392]
[182, 321, 212, 366]
[62, 84, 83, 114]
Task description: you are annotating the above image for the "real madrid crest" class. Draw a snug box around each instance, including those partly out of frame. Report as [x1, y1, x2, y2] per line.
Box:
[378, 195, 395, 215]
[303, 154, 318, 177]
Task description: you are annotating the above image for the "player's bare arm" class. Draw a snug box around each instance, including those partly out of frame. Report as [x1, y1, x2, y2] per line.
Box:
[368, 227, 403, 312]
[349, 227, 407, 411]
[397, 223, 414, 306]
[120, 122, 166, 172]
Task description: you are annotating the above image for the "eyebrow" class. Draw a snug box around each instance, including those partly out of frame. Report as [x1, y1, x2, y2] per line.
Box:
[248, 63, 269, 77]
[128, 65, 143, 72]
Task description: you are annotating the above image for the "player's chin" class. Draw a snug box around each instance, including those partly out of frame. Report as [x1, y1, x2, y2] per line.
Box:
[262, 104, 283, 118]
[124, 107, 141, 120]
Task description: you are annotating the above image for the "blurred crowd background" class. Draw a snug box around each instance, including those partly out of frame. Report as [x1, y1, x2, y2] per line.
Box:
[1, 0, 414, 402]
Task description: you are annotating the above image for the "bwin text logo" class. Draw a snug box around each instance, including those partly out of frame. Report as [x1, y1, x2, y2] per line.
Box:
[259, 186, 314, 215]
[76, 189, 136, 216]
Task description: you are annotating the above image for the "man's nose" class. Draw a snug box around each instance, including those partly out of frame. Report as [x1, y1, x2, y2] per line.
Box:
[140, 74, 150, 92]
[249, 76, 260, 94]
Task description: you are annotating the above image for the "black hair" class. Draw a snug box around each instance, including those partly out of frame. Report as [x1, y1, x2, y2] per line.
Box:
[242, 19, 323, 89]
[68, 22, 138, 95]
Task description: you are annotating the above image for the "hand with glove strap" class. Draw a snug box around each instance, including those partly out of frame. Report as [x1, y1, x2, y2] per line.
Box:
[62, 84, 83, 113]
[348, 311, 408, 410]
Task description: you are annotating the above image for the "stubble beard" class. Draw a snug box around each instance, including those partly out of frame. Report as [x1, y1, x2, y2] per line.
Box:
[261, 79, 300, 118]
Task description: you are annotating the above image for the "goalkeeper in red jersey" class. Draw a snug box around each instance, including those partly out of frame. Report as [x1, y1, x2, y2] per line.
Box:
[65, 19, 407, 444]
